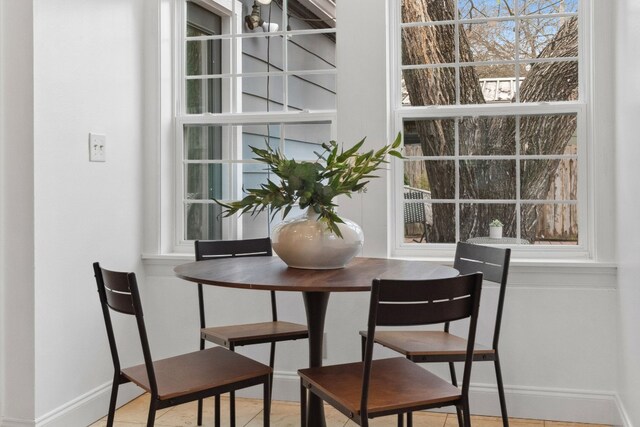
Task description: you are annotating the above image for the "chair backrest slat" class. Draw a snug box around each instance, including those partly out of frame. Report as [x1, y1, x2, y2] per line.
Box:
[378, 278, 477, 302]
[195, 238, 272, 261]
[377, 296, 473, 326]
[454, 242, 509, 284]
[100, 268, 137, 315]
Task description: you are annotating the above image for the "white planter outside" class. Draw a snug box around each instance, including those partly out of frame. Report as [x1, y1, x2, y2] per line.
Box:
[272, 209, 364, 269]
[489, 225, 503, 239]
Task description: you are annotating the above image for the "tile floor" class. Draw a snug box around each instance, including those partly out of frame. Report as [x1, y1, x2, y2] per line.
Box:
[90, 394, 611, 427]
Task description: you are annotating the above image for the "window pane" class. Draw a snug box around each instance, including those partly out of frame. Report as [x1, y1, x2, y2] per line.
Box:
[522, 0, 578, 15]
[463, 20, 516, 62]
[423, 203, 456, 243]
[187, 2, 223, 36]
[287, 33, 336, 72]
[243, 35, 284, 71]
[521, 159, 577, 200]
[460, 160, 516, 199]
[241, 162, 269, 197]
[404, 118, 456, 156]
[287, 74, 336, 110]
[473, 69, 518, 103]
[522, 203, 578, 245]
[186, 39, 227, 76]
[520, 114, 577, 155]
[519, 17, 577, 60]
[403, 201, 431, 243]
[185, 203, 223, 241]
[460, 203, 518, 241]
[402, 25, 456, 65]
[402, 68, 457, 106]
[518, 61, 578, 102]
[402, 0, 454, 23]
[186, 77, 226, 114]
[404, 160, 455, 198]
[283, 122, 332, 160]
[459, 116, 516, 155]
[185, 163, 231, 200]
[241, 75, 285, 112]
[184, 125, 224, 160]
[458, 0, 515, 20]
[241, 124, 281, 166]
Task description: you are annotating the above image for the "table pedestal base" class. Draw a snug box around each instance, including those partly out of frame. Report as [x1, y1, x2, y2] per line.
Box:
[302, 291, 330, 427]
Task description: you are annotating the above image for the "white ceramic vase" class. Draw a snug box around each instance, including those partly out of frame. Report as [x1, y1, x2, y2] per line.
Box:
[272, 208, 364, 269]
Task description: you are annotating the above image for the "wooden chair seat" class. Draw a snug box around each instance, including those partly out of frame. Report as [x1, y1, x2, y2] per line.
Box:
[299, 357, 461, 419]
[122, 347, 272, 400]
[201, 321, 309, 347]
[361, 330, 495, 362]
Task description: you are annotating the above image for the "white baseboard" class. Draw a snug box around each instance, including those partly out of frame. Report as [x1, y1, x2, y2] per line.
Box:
[12, 382, 143, 427]
[615, 394, 634, 427]
[240, 371, 624, 426]
[464, 383, 621, 425]
[8, 373, 626, 427]
[1, 417, 35, 427]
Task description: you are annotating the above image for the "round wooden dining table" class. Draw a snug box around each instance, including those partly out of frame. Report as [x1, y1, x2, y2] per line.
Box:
[174, 256, 458, 427]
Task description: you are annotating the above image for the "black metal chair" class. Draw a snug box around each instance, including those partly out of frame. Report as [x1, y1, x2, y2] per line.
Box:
[195, 238, 309, 427]
[361, 242, 511, 427]
[93, 262, 271, 427]
[299, 273, 483, 427]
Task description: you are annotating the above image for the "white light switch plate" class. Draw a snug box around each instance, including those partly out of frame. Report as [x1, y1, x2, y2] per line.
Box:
[89, 133, 106, 162]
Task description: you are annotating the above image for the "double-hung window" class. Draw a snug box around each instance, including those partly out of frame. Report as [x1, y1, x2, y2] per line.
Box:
[176, 0, 337, 249]
[393, 0, 585, 256]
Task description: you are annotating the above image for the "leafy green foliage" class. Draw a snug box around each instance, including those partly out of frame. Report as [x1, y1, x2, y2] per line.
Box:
[215, 133, 403, 238]
[490, 219, 504, 227]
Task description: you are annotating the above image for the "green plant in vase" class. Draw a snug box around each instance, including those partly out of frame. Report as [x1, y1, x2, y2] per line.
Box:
[215, 133, 403, 238]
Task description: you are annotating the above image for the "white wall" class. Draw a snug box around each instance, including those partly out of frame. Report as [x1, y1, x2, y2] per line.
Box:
[5, 0, 148, 425]
[31, 0, 148, 422]
[615, 1, 640, 427]
[1, 0, 36, 424]
[335, 0, 390, 258]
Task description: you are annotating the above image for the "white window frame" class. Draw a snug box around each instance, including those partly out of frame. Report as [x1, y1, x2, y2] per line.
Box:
[175, 0, 243, 251]
[171, 0, 337, 253]
[390, 0, 592, 260]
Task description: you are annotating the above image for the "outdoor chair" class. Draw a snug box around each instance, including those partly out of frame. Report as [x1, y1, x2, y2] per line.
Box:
[404, 187, 430, 243]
